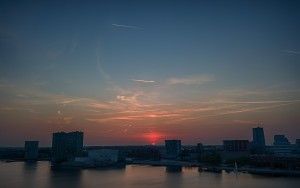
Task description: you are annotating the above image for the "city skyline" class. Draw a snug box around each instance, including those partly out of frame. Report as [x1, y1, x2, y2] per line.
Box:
[4, 127, 298, 147]
[0, 0, 300, 146]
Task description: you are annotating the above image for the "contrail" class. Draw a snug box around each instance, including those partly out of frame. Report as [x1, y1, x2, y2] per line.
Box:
[283, 50, 300, 55]
[112, 23, 141, 29]
[131, 79, 155, 83]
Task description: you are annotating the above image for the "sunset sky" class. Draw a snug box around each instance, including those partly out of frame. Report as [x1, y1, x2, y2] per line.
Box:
[0, 0, 299, 146]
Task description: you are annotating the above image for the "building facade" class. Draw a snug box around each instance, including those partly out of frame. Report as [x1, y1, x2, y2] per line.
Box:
[24, 141, 39, 161]
[267, 145, 294, 156]
[165, 140, 181, 159]
[252, 127, 265, 146]
[252, 127, 266, 153]
[52, 131, 83, 163]
[296, 139, 300, 147]
[273, 135, 290, 145]
[223, 140, 249, 152]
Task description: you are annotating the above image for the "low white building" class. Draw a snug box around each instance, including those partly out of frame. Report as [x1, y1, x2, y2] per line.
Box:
[267, 145, 295, 156]
[74, 149, 121, 168]
[88, 149, 119, 163]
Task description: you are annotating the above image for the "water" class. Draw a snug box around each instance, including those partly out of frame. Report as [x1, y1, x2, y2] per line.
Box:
[0, 161, 299, 188]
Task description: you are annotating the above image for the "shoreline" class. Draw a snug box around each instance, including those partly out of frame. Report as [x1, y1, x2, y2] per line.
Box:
[129, 159, 300, 177]
[3, 159, 299, 177]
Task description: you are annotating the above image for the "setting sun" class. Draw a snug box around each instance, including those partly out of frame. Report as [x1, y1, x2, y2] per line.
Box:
[143, 132, 164, 145]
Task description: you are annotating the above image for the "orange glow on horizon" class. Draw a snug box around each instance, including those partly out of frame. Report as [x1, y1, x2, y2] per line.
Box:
[143, 132, 164, 145]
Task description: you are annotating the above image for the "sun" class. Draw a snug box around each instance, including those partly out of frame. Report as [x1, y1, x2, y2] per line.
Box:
[143, 132, 163, 145]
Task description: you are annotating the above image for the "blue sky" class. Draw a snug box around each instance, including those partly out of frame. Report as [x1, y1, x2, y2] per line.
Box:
[0, 0, 299, 146]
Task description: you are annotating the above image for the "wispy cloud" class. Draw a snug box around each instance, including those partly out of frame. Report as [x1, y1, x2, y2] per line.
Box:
[1, 77, 299, 129]
[131, 79, 156, 83]
[212, 99, 300, 104]
[60, 98, 82, 104]
[112, 23, 142, 29]
[167, 75, 215, 85]
[211, 103, 293, 116]
[283, 50, 300, 55]
[233, 120, 257, 125]
[116, 92, 143, 106]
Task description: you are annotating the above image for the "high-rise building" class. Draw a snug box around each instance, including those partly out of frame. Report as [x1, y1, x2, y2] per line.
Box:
[197, 143, 204, 153]
[24, 141, 39, 161]
[52, 131, 83, 163]
[223, 140, 249, 152]
[252, 127, 265, 146]
[296, 139, 300, 147]
[295, 139, 300, 154]
[268, 135, 292, 155]
[273, 135, 290, 145]
[252, 127, 266, 153]
[165, 140, 181, 159]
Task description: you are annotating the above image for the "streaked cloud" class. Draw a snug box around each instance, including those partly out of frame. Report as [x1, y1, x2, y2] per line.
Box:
[131, 79, 156, 83]
[211, 103, 294, 117]
[116, 92, 143, 107]
[211, 99, 300, 104]
[167, 75, 215, 85]
[283, 50, 300, 55]
[60, 98, 82, 104]
[112, 23, 141, 29]
[88, 102, 115, 110]
[233, 120, 257, 125]
[1, 78, 299, 142]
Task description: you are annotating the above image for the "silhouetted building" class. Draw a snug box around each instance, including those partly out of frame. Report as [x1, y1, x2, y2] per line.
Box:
[294, 139, 300, 154]
[250, 155, 300, 169]
[223, 140, 249, 152]
[252, 127, 265, 146]
[24, 141, 39, 161]
[252, 127, 266, 153]
[222, 140, 250, 160]
[268, 145, 294, 156]
[74, 149, 123, 167]
[273, 135, 290, 145]
[0, 148, 24, 159]
[197, 143, 204, 153]
[268, 135, 292, 155]
[165, 140, 181, 159]
[127, 146, 161, 160]
[52, 131, 83, 163]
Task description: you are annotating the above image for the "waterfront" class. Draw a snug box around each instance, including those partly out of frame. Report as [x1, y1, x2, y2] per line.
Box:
[0, 161, 299, 188]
